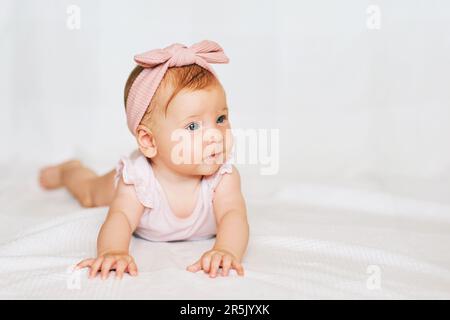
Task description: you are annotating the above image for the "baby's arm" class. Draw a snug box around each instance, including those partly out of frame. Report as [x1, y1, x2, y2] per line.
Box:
[187, 166, 249, 277]
[76, 178, 145, 279]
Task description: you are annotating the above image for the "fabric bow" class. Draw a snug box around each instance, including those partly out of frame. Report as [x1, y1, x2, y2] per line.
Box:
[135, 40, 229, 69]
[125, 40, 229, 135]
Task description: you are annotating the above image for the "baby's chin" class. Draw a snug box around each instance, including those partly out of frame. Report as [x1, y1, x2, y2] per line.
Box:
[195, 163, 223, 176]
[171, 163, 222, 177]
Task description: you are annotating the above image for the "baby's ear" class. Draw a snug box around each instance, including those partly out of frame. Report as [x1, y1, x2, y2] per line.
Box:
[136, 125, 157, 158]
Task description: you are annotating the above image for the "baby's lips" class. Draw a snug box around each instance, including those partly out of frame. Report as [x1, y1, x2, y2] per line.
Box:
[203, 151, 223, 160]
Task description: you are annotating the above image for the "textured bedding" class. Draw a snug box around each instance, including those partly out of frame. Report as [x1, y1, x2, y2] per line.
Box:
[0, 164, 449, 299]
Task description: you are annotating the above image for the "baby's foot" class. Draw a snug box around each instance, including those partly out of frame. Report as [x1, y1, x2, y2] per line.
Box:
[39, 159, 82, 190]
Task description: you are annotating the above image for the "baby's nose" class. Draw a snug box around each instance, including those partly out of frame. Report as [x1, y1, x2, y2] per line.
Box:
[204, 128, 223, 144]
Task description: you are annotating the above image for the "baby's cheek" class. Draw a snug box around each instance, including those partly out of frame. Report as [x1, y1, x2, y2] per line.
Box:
[225, 130, 234, 153]
[166, 132, 199, 165]
[192, 134, 205, 164]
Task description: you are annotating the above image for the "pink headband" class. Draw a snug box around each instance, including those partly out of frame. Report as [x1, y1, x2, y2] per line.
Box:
[126, 40, 229, 136]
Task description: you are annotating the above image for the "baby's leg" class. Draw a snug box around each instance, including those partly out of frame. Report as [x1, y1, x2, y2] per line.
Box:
[89, 169, 117, 207]
[39, 160, 116, 208]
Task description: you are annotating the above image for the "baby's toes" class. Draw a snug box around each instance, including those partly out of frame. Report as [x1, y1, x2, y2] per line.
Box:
[39, 166, 62, 189]
[39, 160, 80, 190]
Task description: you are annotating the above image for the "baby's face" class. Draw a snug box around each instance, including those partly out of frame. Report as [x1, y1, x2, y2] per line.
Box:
[151, 84, 233, 176]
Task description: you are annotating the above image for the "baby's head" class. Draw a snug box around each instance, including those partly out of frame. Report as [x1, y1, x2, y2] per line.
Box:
[124, 41, 233, 177]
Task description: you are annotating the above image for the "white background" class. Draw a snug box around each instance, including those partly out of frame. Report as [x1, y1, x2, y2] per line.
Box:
[1, 1, 450, 299]
[1, 0, 449, 196]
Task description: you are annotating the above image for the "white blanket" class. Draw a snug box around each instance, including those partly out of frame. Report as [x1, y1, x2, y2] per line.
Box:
[0, 165, 449, 299]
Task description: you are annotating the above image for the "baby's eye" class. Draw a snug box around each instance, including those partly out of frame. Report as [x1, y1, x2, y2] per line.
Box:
[216, 115, 227, 124]
[186, 122, 200, 131]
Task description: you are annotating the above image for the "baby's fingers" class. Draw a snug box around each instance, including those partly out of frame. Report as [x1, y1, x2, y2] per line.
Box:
[209, 254, 223, 278]
[89, 257, 104, 278]
[127, 261, 138, 276]
[232, 260, 245, 276]
[221, 255, 233, 277]
[115, 260, 128, 279]
[186, 259, 202, 273]
[76, 258, 94, 270]
[201, 254, 213, 273]
[100, 257, 115, 280]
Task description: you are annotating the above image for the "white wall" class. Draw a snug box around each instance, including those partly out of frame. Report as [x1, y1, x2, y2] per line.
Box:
[1, 0, 449, 184]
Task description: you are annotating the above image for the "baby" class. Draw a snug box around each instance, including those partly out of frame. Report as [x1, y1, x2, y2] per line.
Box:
[39, 40, 249, 279]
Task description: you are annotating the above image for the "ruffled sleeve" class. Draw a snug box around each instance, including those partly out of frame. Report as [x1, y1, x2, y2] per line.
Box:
[114, 149, 155, 208]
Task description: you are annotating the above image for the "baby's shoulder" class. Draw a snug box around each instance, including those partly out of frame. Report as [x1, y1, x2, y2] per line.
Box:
[118, 149, 151, 171]
[214, 164, 241, 190]
[114, 149, 155, 208]
[203, 163, 241, 197]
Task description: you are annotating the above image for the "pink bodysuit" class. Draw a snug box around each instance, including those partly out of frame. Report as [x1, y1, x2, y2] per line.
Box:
[113, 149, 233, 242]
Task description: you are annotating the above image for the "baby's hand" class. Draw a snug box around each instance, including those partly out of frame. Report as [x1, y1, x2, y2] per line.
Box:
[76, 251, 138, 280]
[186, 248, 244, 278]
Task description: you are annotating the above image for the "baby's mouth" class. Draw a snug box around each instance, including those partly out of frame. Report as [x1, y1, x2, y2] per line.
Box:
[203, 151, 223, 161]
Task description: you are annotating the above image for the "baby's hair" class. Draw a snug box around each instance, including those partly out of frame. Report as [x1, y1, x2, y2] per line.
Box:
[124, 64, 220, 130]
